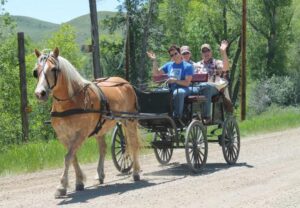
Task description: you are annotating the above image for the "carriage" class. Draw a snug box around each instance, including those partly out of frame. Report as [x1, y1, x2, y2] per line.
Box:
[111, 73, 241, 173]
[33, 48, 240, 197]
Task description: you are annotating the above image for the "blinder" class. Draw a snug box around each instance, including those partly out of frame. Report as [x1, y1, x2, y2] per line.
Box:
[33, 69, 38, 78]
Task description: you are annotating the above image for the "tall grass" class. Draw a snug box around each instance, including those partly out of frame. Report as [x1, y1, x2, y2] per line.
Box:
[0, 138, 102, 176]
[0, 105, 300, 176]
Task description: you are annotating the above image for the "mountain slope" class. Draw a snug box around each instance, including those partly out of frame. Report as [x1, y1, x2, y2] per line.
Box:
[12, 16, 59, 42]
[12, 11, 122, 44]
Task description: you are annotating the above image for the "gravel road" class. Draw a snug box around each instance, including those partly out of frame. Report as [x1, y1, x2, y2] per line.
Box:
[1, 127, 300, 208]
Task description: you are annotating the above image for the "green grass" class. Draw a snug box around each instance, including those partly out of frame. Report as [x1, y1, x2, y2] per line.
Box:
[238, 105, 300, 136]
[0, 138, 103, 176]
[0, 105, 300, 176]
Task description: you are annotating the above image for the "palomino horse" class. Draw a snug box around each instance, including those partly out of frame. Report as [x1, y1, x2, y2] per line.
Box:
[33, 48, 141, 198]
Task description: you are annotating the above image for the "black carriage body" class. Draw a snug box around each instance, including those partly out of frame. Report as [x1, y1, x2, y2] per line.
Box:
[135, 89, 175, 131]
[135, 89, 172, 114]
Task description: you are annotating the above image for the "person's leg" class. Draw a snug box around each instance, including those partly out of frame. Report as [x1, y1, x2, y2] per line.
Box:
[198, 84, 219, 119]
[189, 85, 200, 95]
[173, 87, 190, 118]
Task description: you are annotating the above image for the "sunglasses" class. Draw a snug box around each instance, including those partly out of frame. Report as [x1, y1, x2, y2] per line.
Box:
[202, 49, 210, 53]
[182, 52, 190, 55]
[170, 52, 178, 57]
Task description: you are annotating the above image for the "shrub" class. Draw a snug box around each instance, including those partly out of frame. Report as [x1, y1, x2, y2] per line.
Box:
[249, 75, 296, 114]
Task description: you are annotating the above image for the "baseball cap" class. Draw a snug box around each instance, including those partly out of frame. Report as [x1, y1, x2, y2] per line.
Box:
[200, 43, 211, 52]
[180, 45, 191, 54]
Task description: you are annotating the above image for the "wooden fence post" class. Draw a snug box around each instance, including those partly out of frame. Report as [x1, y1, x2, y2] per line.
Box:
[241, 0, 247, 121]
[89, 0, 102, 78]
[18, 32, 29, 142]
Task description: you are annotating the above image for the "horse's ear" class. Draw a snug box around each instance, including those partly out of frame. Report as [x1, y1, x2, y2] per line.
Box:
[53, 47, 59, 58]
[34, 49, 41, 58]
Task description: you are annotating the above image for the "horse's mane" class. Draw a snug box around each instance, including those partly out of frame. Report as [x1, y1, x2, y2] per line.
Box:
[57, 56, 95, 97]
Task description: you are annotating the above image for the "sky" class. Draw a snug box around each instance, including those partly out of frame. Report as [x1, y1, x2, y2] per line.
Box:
[3, 0, 122, 24]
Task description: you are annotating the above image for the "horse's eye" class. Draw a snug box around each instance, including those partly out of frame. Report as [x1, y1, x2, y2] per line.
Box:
[33, 69, 38, 78]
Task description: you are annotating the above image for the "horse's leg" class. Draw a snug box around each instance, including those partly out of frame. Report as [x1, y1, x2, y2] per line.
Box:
[55, 134, 85, 197]
[73, 155, 86, 191]
[123, 120, 141, 181]
[95, 135, 106, 184]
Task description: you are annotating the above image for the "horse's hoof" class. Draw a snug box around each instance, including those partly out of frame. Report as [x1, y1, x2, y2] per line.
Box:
[99, 179, 104, 184]
[133, 174, 140, 181]
[55, 188, 67, 198]
[75, 183, 84, 191]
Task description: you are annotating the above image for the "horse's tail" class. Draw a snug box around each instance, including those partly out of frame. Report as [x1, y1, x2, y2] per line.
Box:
[132, 86, 140, 113]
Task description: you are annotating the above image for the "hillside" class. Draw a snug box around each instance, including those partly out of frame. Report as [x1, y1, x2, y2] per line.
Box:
[11, 11, 122, 44]
[12, 16, 59, 42]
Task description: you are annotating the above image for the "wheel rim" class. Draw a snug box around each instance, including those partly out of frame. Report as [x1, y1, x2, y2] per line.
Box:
[111, 125, 133, 173]
[222, 117, 240, 164]
[185, 120, 208, 172]
[153, 129, 174, 165]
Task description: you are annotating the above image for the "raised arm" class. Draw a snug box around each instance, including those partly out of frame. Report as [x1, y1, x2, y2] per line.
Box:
[146, 51, 164, 76]
[220, 40, 230, 71]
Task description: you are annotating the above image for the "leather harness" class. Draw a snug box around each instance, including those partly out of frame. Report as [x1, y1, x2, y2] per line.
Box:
[51, 78, 128, 137]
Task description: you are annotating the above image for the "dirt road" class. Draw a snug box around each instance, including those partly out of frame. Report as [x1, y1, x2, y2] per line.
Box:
[1, 127, 300, 208]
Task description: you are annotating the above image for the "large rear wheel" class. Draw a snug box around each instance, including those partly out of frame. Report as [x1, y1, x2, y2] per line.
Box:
[111, 124, 133, 173]
[221, 116, 240, 164]
[185, 120, 208, 173]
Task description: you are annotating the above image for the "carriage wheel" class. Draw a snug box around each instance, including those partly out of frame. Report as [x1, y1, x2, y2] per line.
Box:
[111, 124, 133, 173]
[221, 116, 240, 165]
[185, 120, 208, 173]
[153, 128, 174, 165]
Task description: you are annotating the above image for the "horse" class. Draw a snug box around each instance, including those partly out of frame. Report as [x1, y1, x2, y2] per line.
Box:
[33, 47, 141, 198]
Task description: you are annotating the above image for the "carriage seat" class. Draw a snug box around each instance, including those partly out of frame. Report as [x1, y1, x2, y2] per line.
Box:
[186, 73, 208, 103]
[152, 74, 208, 104]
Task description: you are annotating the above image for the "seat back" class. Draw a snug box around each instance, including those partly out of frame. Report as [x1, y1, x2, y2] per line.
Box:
[135, 89, 172, 114]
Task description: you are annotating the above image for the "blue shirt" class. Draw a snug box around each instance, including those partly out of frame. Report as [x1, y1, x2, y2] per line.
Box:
[161, 61, 194, 90]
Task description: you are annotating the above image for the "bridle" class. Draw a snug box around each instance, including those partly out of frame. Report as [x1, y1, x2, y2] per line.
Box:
[34, 53, 60, 91]
[34, 53, 92, 102]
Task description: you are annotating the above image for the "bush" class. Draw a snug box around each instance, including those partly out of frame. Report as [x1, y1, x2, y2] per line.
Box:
[249, 75, 296, 114]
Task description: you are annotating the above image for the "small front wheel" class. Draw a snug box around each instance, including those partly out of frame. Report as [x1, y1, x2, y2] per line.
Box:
[111, 123, 133, 173]
[185, 120, 208, 173]
[152, 128, 174, 165]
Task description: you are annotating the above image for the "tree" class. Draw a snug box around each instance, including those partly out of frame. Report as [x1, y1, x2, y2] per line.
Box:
[0, 1, 22, 148]
[244, 0, 293, 78]
[103, 0, 161, 87]
[46, 24, 84, 71]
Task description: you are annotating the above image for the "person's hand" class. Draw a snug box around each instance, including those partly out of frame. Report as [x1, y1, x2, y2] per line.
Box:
[167, 77, 177, 84]
[220, 40, 228, 53]
[146, 51, 156, 61]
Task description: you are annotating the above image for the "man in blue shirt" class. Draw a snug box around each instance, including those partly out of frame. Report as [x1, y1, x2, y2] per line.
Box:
[147, 45, 194, 124]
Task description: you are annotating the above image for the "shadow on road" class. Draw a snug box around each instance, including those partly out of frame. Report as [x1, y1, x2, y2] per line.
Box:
[57, 176, 184, 205]
[57, 162, 253, 205]
[144, 162, 253, 176]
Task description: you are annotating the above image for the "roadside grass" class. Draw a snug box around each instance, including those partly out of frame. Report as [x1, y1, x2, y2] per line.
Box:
[0, 105, 299, 176]
[238, 105, 300, 136]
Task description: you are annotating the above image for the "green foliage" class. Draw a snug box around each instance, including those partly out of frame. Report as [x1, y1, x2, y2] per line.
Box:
[249, 75, 296, 114]
[0, 35, 21, 149]
[46, 24, 83, 69]
[247, 0, 293, 78]
[100, 34, 125, 77]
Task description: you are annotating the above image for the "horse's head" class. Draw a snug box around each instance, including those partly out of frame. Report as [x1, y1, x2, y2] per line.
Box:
[33, 47, 60, 101]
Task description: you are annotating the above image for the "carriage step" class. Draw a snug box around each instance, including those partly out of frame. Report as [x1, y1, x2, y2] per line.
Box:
[151, 140, 173, 149]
